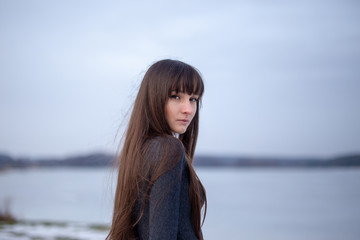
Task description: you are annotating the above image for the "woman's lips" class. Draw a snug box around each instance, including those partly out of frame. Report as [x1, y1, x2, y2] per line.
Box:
[177, 119, 189, 124]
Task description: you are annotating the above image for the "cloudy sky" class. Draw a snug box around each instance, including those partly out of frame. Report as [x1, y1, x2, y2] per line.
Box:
[1, 0, 359, 159]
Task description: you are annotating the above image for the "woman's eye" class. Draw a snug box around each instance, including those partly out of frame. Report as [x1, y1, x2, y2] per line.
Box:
[190, 98, 198, 102]
[170, 95, 180, 100]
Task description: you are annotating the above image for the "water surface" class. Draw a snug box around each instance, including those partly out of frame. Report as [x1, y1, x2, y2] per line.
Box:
[1, 167, 359, 240]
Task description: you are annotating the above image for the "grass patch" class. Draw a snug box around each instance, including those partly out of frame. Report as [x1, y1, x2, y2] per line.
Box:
[18, 220, 68, 227]
[0, 197, 17, 224]
[30, 237, 46, 240]
[8, 231, 27, 237]
[39, 221, 68, 227]
[89, 223, 110, 231]
[1, 218, 109, 239]
[54, 237, 82, 240]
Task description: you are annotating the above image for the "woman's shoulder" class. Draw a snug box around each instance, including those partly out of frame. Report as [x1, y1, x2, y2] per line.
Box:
[145, 135, 184, 152]
[143, 135, 185, 165]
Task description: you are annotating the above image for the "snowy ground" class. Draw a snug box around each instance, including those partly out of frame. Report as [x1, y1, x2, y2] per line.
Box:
[0, 221, 109, 240]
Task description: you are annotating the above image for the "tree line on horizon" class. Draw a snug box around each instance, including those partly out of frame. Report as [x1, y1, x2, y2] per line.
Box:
[0, 152, 359, 170]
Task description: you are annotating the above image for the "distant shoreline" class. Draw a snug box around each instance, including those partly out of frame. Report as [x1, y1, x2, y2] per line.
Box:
[1, 152, 360, 170]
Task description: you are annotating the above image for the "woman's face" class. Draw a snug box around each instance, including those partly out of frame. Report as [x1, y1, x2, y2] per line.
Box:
[165, 91, 199, 134]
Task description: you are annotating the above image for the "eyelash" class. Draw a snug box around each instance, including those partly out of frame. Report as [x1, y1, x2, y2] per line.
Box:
[170, 95, 198, 102]
[170, 95, 180, 100]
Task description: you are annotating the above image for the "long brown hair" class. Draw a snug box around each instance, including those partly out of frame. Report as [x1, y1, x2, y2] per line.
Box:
[107, 59, 207, 240]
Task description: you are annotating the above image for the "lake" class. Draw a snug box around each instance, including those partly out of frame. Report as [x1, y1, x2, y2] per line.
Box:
[0, 167, 359, 240]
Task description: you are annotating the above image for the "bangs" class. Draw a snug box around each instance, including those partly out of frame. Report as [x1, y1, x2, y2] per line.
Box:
[169, 65, 204, 96]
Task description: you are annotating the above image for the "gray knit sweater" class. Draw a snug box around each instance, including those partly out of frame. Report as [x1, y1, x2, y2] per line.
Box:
[133, 136, 200, 240]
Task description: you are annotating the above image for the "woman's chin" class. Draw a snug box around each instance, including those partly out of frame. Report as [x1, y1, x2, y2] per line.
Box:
[172, 127, 187, 135]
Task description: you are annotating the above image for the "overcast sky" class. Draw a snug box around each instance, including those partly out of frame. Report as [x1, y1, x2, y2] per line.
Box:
[1, 0, 359, 159]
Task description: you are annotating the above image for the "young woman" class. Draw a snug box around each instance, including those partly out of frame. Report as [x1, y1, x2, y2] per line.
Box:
[107, 59, 207, 240]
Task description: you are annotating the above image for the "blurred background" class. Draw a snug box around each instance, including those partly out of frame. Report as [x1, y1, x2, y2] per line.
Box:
[1, 0, 360, 239]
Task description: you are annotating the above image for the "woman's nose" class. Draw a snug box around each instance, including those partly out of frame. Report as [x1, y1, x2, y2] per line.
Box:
[181, 101, 193, 115]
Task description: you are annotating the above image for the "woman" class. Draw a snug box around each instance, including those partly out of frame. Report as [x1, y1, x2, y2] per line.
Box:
[107, 59, 207, 240]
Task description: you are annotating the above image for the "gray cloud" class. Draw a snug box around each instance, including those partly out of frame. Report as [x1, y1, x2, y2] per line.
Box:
[1, 0, 359, 158]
